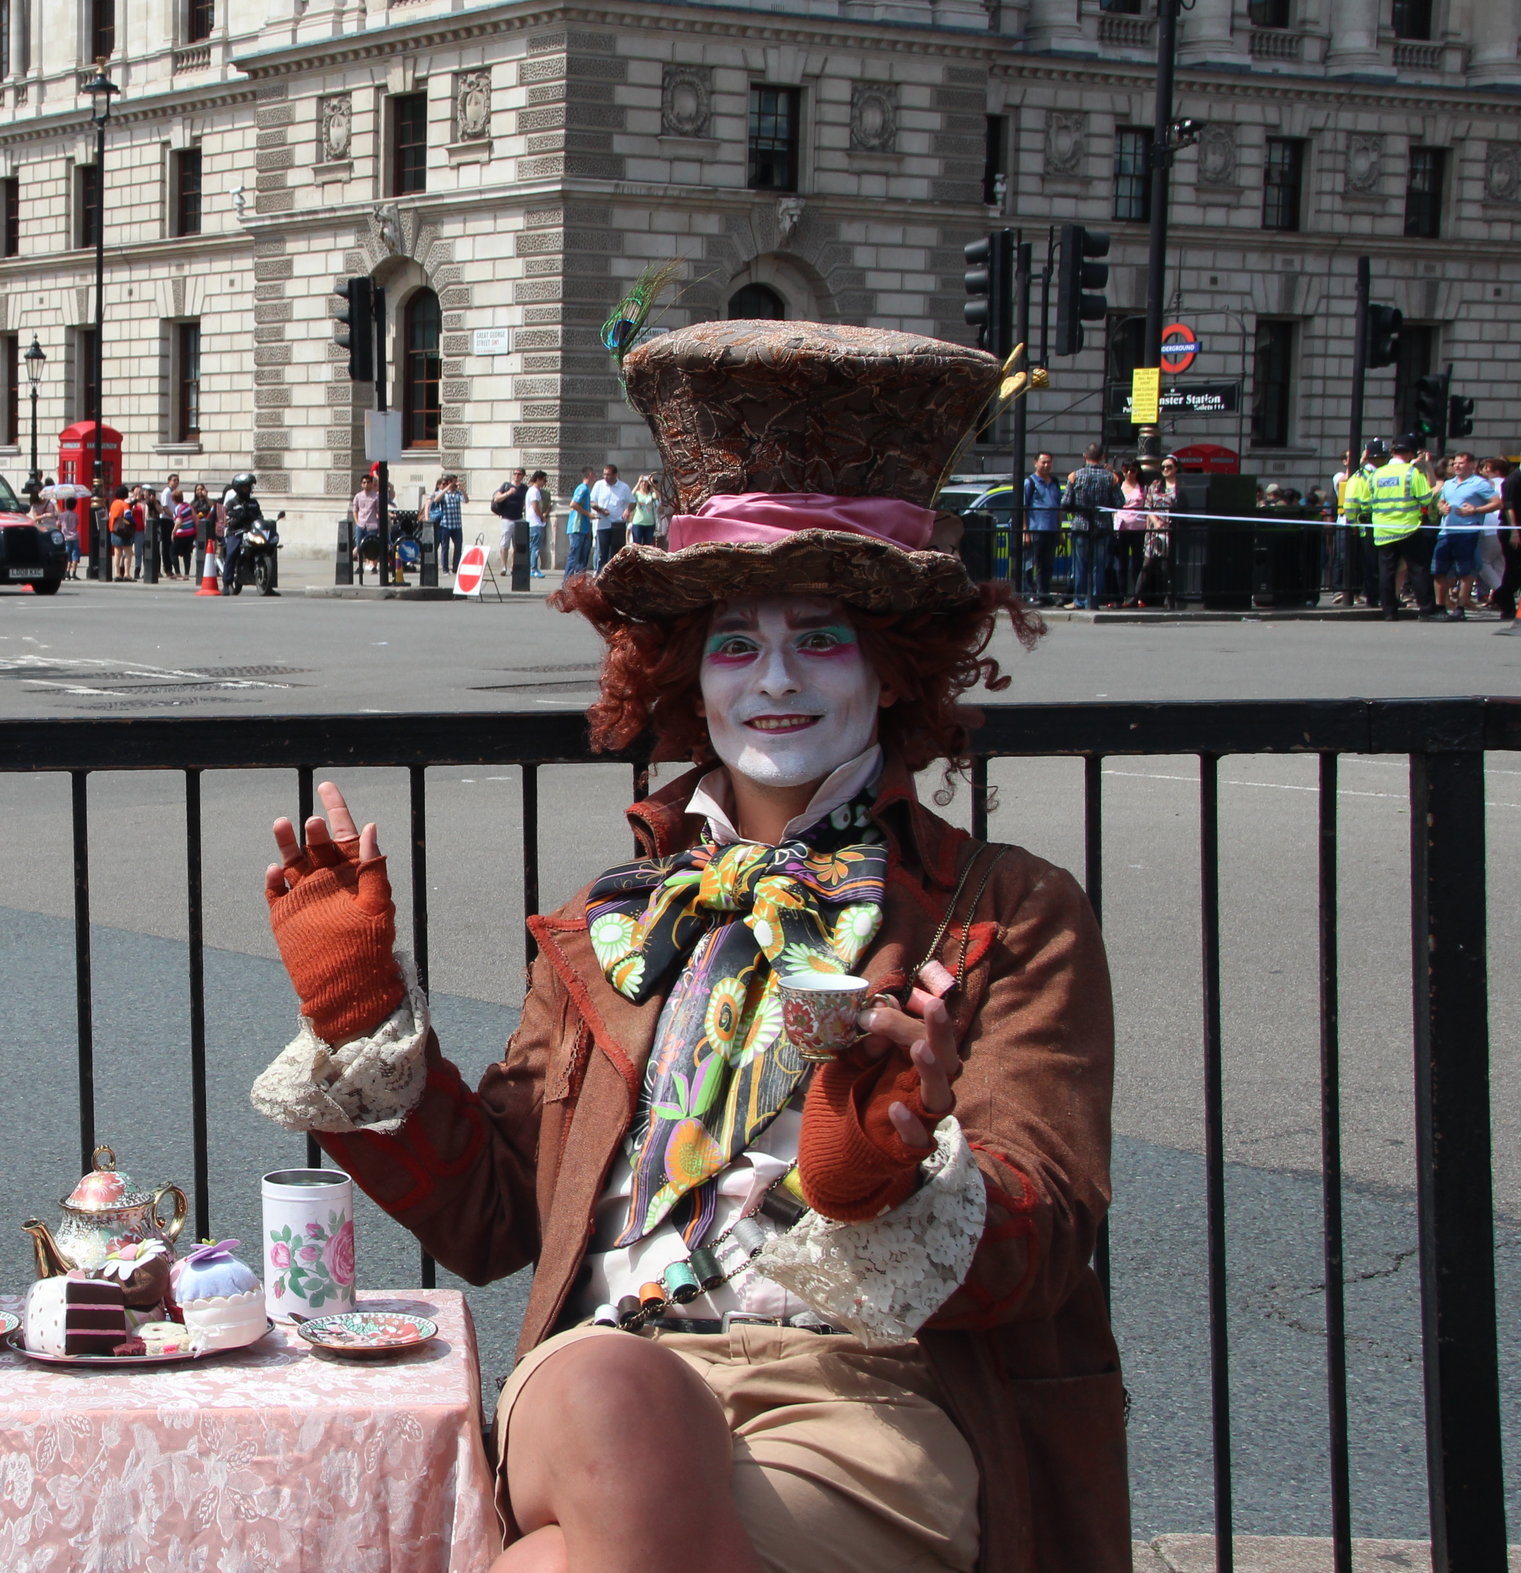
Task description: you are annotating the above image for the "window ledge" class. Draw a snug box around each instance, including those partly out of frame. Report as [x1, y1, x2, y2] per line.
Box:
[314, 159, 353, 184]
[446, 139, 492, 165]
[153, 442, 204, 456]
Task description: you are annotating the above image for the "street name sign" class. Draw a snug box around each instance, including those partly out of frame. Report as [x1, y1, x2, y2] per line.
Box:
[1111, 379, 1241, 418]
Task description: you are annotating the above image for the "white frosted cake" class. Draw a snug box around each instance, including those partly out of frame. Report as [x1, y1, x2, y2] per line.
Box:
[24, 1274, 129, 1356]
[171, 1240, 265, 1352]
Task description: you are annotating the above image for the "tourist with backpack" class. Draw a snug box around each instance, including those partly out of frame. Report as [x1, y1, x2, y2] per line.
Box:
[1063, 444, 1124, 610]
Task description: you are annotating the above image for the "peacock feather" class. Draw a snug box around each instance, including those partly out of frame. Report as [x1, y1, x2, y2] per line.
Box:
[601, 258, 686, 367]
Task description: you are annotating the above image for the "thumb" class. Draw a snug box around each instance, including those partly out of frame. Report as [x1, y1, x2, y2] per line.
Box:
[353, 854, 395, 919]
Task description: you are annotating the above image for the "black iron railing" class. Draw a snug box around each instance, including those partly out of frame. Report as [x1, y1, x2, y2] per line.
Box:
[1, 697, 1512, 1573]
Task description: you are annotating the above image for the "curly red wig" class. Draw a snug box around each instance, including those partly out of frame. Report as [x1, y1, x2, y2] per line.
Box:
[550, 574, 1043, 785]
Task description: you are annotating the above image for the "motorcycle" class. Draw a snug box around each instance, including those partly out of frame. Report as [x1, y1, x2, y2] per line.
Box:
[231, 510, 284, 596]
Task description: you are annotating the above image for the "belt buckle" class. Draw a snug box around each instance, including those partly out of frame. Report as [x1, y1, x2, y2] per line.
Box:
[720, 1312, 775, 1334]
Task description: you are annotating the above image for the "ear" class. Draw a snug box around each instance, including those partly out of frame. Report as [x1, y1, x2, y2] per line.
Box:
[877, 682, 898, 710]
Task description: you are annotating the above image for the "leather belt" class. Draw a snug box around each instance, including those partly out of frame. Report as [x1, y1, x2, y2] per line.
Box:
[644, 1312, 846, 1336]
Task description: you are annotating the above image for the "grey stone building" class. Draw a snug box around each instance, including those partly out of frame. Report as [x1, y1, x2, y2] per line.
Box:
[0, 0, 1516, 554]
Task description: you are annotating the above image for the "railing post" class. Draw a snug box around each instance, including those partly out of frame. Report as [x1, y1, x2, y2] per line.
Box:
[1408, 749, 1506, 1571]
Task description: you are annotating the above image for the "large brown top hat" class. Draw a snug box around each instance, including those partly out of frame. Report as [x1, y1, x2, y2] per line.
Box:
[594, 319, 1002, 618]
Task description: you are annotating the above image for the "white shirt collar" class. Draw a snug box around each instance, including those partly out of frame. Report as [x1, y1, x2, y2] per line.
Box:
[687, 744, 884, 847]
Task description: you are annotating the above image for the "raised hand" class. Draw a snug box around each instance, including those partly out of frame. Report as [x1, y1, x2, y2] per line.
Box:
[265, 782, 405, 1046]
[853, 992, 960, 1150]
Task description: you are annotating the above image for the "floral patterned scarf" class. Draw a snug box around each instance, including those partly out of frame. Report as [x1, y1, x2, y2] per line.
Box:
[586, 795, 886, 1247]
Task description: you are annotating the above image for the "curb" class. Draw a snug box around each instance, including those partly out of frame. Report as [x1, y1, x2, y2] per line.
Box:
[1135, 1535, 1521, 1572]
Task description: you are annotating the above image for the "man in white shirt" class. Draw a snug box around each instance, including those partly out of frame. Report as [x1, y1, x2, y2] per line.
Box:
[590, 463, 633, 574]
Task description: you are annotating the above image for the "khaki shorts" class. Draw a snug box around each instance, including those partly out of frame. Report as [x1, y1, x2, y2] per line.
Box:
[493, 1322, 980, 1573]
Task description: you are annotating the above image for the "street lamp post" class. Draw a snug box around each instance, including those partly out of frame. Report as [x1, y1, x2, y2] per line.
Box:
[23, 336, 45, 500]
[81, 59, 118, 582]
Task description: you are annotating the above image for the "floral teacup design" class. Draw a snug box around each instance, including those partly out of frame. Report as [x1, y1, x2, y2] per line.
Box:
[778, 973, 872, 1062]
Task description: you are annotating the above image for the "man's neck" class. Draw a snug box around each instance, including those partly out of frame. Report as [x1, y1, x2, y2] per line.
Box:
[726, 773, 822, 845]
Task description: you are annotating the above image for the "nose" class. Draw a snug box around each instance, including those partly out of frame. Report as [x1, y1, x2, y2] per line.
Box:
[753, 640, 801, 699]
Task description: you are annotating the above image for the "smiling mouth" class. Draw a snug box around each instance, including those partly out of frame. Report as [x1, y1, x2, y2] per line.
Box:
[746, 715, 821, 733]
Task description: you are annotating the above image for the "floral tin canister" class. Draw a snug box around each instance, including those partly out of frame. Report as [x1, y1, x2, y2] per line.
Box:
[260, 1168, 356, 1322]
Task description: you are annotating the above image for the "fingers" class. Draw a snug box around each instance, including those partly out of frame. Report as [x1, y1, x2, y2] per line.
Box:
[887, 1101, 933, 1151]
[317, 781, 361, 843]
[272, 817, 302, 867]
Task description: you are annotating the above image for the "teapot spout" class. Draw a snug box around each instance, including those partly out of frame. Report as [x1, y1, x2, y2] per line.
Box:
[22, 1219, 75, 1279]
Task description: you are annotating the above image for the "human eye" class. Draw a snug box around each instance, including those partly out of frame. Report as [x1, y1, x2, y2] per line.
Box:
[796, 625, 855, 654]
[704, 634, 759, 661]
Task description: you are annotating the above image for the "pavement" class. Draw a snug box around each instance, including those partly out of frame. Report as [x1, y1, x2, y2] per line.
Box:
[1135, 1538, 1521, 1571]
[0, 560, 1516, 1546]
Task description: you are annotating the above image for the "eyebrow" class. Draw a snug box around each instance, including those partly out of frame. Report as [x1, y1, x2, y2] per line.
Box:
[708, 608, 846, 634]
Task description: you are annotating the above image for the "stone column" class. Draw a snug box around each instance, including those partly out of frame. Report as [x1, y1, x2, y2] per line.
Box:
[1179, 0, 1247, 66]
[1324, 0, 1384, 74]
[1023, 0, 1086, 53]
[1468, 0, 1521, 85]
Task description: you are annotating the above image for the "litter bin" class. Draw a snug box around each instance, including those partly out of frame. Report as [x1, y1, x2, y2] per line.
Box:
[1251, 513, 1322, 608]
[958, 508, 996, 583]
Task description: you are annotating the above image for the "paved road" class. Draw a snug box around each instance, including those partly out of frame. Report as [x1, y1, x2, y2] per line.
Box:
[0, 568, 1515, 1538]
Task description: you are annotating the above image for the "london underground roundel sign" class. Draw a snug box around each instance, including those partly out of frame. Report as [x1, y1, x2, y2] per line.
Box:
[1159, 322, 1200, 374]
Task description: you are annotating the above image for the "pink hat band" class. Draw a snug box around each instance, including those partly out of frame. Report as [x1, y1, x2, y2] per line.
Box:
[668, 492, 936, 553]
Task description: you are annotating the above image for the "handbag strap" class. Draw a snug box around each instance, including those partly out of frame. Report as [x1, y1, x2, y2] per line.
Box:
[907, 842, 1007, 996]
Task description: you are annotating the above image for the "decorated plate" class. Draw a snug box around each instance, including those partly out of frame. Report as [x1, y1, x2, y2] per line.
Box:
[0, 1312, 18, 1340]
[4, 1322, 274, 1368]
[295, 1311, 438, 1356]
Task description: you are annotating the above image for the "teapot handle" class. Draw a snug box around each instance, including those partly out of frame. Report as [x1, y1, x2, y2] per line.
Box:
[153, 1185, 189, 1244]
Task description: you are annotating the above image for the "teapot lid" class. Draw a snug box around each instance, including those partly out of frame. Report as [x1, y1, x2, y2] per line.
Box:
[63, 1145, 153, 1210]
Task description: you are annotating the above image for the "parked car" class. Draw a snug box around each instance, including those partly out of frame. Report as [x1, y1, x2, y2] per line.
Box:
[0, 476, 67, 594]
[947, 479, 1073, 597]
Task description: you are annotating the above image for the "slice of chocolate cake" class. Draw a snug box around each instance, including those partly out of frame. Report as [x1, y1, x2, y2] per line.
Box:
[24, 1274, 130, 1356]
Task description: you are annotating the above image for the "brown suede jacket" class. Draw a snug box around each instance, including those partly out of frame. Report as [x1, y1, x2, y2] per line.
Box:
[318, 758, 1131, 1573]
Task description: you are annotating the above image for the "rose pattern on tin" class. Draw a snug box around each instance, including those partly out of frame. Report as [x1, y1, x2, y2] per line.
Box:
[268, 1212, 354, 1308]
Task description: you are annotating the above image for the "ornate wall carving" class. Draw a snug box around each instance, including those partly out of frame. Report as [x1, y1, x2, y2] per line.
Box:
[454, 72, 492, 141]
[849, 81, 898, 152]
[1044, 110, 1086, 177]
[1485, 142, 1521, 202]
[319, 95, 351, 162]
[1195, 123, 1238, 186]
[1345, 132, 1382, 194]
[661, 65, 713, 137]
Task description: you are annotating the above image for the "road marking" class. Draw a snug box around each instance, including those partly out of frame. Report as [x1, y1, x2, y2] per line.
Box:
[1099, 767, 1520, 809]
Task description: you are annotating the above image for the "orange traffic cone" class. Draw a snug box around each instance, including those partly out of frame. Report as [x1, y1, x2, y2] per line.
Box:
[196, 547, 221, 597]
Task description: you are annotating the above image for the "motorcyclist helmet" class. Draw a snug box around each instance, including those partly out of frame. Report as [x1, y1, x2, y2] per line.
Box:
[230, 472, 257, 493]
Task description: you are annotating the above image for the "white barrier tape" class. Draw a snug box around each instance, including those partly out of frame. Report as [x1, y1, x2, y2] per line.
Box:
[1080, 507, 1502, 533]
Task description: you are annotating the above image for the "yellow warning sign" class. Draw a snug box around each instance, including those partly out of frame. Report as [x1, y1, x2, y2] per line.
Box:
[1130, 367, 1161, 425]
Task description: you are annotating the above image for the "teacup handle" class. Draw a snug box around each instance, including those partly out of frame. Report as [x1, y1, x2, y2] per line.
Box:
[153, 1184, 189, 1244]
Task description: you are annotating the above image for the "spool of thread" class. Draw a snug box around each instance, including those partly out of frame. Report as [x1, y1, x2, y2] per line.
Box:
[591, 1303, 620, 1327]
[690, 1247, 725, 1291]
[731, 1216, 767, 1255]
[662, 1261, 701, 1304]
[638, 1281, 667, 1312]
[616, 1294, 642, 1327]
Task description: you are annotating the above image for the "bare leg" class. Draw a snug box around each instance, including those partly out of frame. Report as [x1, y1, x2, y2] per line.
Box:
[500, 1335, 765, 1573]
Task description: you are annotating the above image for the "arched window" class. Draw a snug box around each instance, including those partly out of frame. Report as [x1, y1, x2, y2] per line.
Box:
[402, 288, 441, 448]
[727, 283, 786, 321]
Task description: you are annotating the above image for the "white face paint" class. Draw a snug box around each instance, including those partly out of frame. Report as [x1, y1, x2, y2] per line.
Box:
[698, 596, 883, 791]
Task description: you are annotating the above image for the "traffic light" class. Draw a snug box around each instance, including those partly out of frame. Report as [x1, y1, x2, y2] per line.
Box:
[1447, 394, 1475, 439]
[963, 231, 1014, 358]
[1054, 224, 1111, 357]
[1413, 373, 1446, 439]
[333, 276, 375, 383]
[1364, 304, 1402, 369]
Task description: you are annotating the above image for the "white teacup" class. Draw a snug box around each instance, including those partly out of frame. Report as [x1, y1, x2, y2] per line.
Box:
[778, 973, 873, 1062]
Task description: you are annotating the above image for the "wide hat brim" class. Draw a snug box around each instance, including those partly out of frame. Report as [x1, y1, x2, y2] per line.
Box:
[595, 529, 979, 618]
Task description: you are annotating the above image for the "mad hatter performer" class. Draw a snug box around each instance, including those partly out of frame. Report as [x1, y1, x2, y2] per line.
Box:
[252, 320, 1129, 1573]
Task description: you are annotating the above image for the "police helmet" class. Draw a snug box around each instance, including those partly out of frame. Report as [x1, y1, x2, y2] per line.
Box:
[1364, 439, 1390, 462]
[1392, 433, 1419, 455]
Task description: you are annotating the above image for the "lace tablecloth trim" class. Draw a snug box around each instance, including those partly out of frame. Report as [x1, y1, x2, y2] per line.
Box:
[751, 1117, 985, 1346]
[250, 956, 430, 1134]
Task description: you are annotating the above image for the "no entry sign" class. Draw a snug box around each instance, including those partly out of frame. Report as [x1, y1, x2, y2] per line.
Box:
[453, 541, 487, 597]
[1159, 322, 1200, 374]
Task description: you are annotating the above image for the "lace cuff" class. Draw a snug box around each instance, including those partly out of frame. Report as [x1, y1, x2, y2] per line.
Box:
[751, 1118, 986, 1346]
[250, 958, 430, 1135]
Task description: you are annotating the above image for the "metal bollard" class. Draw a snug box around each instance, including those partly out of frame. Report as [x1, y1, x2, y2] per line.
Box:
[511, 517, 530, 592]
[419, 520, 438, 588]
[335, 516, 354, 585]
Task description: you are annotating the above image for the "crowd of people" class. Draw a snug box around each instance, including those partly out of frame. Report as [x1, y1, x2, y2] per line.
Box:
[1006, 436, 1521, 623]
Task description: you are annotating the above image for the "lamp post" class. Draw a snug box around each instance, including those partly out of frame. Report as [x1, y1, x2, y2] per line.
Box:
[81, 59, 118, 581]
[23, 336, 44, 500]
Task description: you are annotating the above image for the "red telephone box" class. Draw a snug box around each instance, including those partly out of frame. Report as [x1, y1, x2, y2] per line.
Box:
[1171, 443, 1239, 476]
[57, 421, 123, 560]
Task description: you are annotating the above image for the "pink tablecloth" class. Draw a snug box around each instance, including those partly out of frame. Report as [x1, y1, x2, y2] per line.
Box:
[0, 1288, 499, 1573]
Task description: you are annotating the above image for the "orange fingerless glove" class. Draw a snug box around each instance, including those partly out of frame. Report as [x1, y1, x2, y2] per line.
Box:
[267, 839, 406, 1046]
[798, 1051, 934, 1222]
